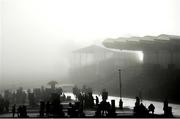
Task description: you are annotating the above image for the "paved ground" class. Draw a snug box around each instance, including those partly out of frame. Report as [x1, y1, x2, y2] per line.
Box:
[0, 108, 134, 118]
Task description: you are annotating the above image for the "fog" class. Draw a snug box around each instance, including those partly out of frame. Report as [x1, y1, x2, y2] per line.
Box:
[0, 0, 180, 89]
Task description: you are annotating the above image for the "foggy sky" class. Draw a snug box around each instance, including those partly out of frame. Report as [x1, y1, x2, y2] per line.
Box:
[0, 0, 180, 89]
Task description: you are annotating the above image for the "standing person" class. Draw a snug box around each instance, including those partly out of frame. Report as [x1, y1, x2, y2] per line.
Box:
[22, 105, 27, 117]
[95, 96, 99, 106]
[40, 101, 45, 117]
[119, 99, 123, 109]
[163, 98, 168, 115]
[4, 100, 9, 112]
[46, 101, 50, 117]
[12, 104, 16, 118]
[17, 106, 22, 117]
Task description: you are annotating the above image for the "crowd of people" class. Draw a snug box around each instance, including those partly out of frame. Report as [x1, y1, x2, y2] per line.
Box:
[95, 89, 116, 117]
[73, 85, 95, 109]
[39, 93, 65, 118]
[0, 84, 175, 118]
[13, 105, 28, 118]
[2, 86, 63, 107]
[133, 97, 173, 117]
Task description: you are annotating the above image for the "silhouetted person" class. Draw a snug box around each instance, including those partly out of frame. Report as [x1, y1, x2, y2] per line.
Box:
[95, 104, 101, 117]
[135, 97, 140, 107]
[49, 93, 65, 117]
[4, 99, 9, 112]
[12, 104, 16, 118]
[46, 101, 50, 117]
[83, 91, 94, 109]
[134, 97, 140, 115]
[68, 102, 79, 117]
[68, 102, 73, 117]
[88, 92, 94, 108]
[119, 98, 123, 109]
[22, 105, 27, 117]
[99, 89, 110, 117]
[78, 93, 83, 109]
[58, 104, 65, 117]
[40, 101, 45, 117]
[109, 100, 116, 117]
[95, 96, 99, 106]
[148, 104, 155, 114]
[0, 95, 4, 113]
[17, 106, 22, 117]
[163, 99, 173, 117]
[163, 98, 168, 114]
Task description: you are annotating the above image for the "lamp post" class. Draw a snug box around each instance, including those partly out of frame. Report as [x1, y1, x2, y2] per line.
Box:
[118, 69, 123, 109]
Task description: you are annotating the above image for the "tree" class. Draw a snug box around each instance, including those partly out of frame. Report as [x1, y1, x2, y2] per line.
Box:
[48, 81, 58, 90]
